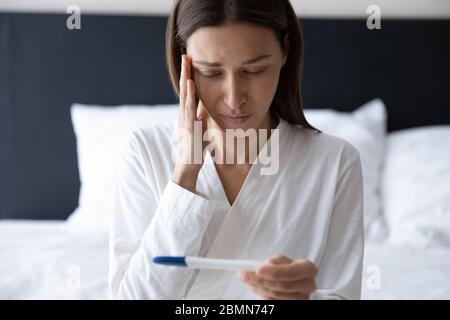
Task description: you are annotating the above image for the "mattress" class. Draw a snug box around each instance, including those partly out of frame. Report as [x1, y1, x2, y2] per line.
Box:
[1, 220, 449, 299]
[0, 220, 110, 299]
[362, 243, 450, 299]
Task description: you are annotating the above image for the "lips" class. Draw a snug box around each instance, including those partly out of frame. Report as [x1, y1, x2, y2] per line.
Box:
[220, 113, 252, 125]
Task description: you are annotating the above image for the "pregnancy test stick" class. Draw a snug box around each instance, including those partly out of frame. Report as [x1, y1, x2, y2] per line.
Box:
[153, 256, 262, 272]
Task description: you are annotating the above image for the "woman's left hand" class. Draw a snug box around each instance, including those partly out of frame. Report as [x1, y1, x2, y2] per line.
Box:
[240, 255, 318, 300]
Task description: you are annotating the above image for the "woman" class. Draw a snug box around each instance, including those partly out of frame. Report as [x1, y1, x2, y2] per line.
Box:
[109, 0, 364, 300]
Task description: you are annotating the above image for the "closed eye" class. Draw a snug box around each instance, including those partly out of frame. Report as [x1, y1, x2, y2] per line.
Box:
[200, 72, 222, 78]
[243, 69, 266, 75]
[200, 69, 266, 78]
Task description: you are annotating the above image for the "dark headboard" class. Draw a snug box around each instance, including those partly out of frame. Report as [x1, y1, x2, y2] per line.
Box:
[0, 13, 449, 220]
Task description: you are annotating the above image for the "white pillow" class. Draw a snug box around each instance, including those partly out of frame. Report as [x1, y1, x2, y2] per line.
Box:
[382, 126, 450, 248]
[304, 99, 388, 242]
[68, 104, 179, 231]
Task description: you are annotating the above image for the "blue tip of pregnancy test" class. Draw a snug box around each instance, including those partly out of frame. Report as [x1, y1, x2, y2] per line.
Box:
[153, 256, 187, 267]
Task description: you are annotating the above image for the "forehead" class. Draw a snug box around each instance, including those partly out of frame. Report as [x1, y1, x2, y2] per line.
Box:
[186, 23, 281, 63]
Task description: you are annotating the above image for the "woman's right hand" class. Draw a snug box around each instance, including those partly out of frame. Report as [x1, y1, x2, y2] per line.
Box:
[171, 54, 208, 193]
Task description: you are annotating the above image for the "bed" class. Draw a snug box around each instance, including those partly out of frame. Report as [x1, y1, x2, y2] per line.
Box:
[0, 12, 449, 299]
[0, 221, 109, 299]
[1, 220, 450, 300]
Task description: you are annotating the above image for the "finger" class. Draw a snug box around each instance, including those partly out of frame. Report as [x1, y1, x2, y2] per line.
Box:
[256, 259, 318, 282]
[241, 272, 317, 294]
[179, 55, 187, 128]
[268, 255, 293, 265]
[185, 56, 194, 124]
[180, 55, 187, 108]
[186, 80, 197, 125]
[243, 282, 310, 300]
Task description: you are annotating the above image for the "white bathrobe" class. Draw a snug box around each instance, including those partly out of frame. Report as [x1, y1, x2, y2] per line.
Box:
[109, 117, 364, 300]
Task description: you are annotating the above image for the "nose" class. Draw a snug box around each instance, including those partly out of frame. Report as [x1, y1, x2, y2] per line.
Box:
[223, 74, 247, 111]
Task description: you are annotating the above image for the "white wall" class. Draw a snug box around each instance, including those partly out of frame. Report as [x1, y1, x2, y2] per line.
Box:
[0, 0, 449, 18]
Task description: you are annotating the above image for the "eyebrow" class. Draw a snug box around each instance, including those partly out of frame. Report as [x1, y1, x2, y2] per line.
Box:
[192, 54, 272, 67]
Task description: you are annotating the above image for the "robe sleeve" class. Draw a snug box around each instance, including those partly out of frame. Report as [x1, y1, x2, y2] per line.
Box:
[312, 144, 365, 300]
[108, 131, 220, 299]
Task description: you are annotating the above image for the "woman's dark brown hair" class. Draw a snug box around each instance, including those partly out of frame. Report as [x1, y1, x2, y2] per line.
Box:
[166, 0, 320, 132]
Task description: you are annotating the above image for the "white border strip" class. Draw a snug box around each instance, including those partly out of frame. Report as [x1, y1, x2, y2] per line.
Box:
[0, 0, 449, 18]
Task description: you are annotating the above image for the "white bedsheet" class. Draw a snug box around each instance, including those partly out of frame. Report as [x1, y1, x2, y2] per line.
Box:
[0, 220, 110, 299]
[362, 243, 450, 299]
[0, 220, 449, 299]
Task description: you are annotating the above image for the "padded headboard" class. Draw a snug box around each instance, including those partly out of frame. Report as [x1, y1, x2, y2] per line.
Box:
[0, 13, 449, 219]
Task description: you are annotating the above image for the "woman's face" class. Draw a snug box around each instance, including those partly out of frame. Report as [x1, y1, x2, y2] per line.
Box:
[186, 23, 287, 131]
